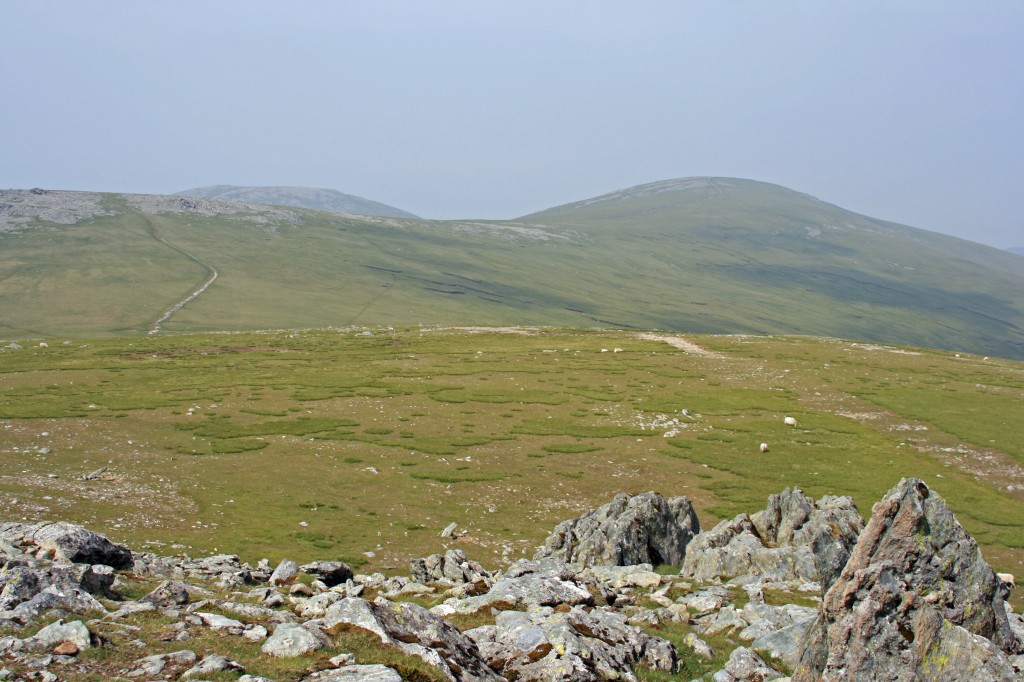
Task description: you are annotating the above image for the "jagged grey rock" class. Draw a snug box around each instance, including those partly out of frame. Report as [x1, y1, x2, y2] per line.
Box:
[467, 605, 678, 681]
[140, 580, 190, 607]
[410, 549, 492, 587]
[431, 558, 593, 617]
[26, 619, 92, 650]
[127, 650, 197, 678]
[269, 558, 299, 586]
[322, 596, 500, 680]
[712, 646, 785, 681]
[302, 665, 403, 682]
[750, 618, 816, 670]
[181, 653, 244, 679]
[261, 622, 329, 657]
[793, 478, 1022, 681]
[1, 521, 133, 568]
[682, 487, 862, 588]
[301, 560, 354, 587]
[536, 491, 699, 566]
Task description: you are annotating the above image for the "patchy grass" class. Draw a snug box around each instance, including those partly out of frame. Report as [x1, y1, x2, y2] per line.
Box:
[0, 327, 1021, 582]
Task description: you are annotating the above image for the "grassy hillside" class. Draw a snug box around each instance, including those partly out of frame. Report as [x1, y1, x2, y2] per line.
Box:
[175, 184, 419, 218]
[0, 327, 1021, 606]
[1, 179, 1022, 359]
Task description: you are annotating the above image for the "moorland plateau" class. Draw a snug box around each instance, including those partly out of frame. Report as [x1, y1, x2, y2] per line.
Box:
[1, 178, 1023, 679]
[1, 177, 1022, 359]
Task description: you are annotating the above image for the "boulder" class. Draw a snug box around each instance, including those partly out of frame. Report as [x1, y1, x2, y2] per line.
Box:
[14, 522, 132, 568]
[410, 549, 492, 587]
[302, 665, 402, 682]
[466, 605, 678, 681]
[26, 619, 92, 650]
[140, 580, 190, 607]
[322, 597, 501, 680]
[181, 653, 244, 679]
[269, 558, 299, 586]
[682, 487, 862, 588]
[711, 646, 785, 681]
[431, 558, 593, 617]
[793, 478, 1023, 681]
[536, 491, 699, 566]
[301, 560, 354, 587]
[261, 622, 329, 657]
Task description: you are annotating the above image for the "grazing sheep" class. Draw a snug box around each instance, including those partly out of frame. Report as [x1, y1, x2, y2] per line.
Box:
[613, 348, 624, 353]
[997, 572, 1016, 589]
[38, 342, 48, 348]
[759, 443, 769, 453]
[783, 416, 797, 426]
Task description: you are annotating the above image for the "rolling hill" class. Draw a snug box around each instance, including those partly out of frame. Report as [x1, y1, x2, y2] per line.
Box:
[1, 178, 1022, 359]
[175, 184, 419, 218]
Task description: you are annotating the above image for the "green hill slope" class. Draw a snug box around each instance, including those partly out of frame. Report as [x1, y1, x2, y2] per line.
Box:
[175, 184, 419, 218]
[1, 179, 1022, 358]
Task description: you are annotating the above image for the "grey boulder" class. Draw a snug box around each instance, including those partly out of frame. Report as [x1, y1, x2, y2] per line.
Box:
[536, 491, 699, 567]
[261, 622, 329, 657]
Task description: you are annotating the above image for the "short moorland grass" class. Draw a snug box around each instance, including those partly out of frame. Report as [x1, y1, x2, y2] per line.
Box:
[0, 327, 1021, 615]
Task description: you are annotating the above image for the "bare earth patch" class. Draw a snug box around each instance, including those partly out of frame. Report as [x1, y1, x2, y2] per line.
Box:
[635, 332, 723, 357]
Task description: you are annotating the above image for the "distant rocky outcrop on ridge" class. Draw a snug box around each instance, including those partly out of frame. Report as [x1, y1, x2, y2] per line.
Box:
[1, 480, 1022, 680]
[174, 185, 419, 219]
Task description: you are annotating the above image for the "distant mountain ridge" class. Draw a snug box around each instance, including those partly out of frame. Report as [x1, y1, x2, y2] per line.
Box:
[1008, 247, 1024, 256]
[1, 178, 1022, 359]
[175, 184, 419, 218]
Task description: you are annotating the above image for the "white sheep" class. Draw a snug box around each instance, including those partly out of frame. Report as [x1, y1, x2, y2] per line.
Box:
[38, 342, 48, 348]
[997, 572, 1016, 589]
[613, 348, 624, 353]
[784, 416, 797, 426]
[759, 443, 769, 453]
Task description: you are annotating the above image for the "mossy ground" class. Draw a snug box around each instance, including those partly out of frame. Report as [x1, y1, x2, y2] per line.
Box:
[1, 327, 1021, 611]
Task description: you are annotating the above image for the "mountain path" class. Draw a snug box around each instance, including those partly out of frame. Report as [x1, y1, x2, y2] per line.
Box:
[143, 217, 219, 335]
[635, 332, 722, 357]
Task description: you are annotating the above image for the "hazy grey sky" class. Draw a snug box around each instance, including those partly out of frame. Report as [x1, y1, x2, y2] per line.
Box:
[3, 1, 1022, 248]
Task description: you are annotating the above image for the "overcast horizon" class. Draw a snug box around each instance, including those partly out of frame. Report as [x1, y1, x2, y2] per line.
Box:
[2, 2, 1022, 249]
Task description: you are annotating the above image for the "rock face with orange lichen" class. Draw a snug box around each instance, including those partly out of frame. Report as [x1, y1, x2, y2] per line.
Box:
[793, 477, 1022, 681]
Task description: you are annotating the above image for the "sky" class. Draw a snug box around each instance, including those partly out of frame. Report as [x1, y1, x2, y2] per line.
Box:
[2, 1, 1022, 248]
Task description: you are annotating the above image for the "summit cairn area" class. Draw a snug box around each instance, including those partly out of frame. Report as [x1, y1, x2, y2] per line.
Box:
[1, 480, 1023, 680]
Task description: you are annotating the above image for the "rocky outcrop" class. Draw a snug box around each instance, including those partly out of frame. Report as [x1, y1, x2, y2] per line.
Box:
[0, 521, 132, 569]
[410, 549, 492, 588]
[466, 605, 678, 681]
[321, 596, 502, 681]
[536, 491, 700, 567]
[793, 478, 1023, 681]
[681, 487, 863, 588]
[431, 558, 595, 617]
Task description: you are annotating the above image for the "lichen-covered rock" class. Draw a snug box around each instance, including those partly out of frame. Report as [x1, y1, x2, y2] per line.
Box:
[1, 522, 133, 569]
[431, 558, 594, 617]
[410, 549, 492, 588]
[466, 605, 678, 681]
[181, 653, 244, 679]
[302, 665, 402, 682]
[26, 619, 92, 650]
[269, 558, 299, 586]
[681, 487, 862, 588]
[321, 597, 500, 681]
[711, 646, 785, 681]
[537, 491, 699, 567]
[793, 478, 1022, 681]
[261, 622, 329, 657]
[140, 579, 191, 607]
